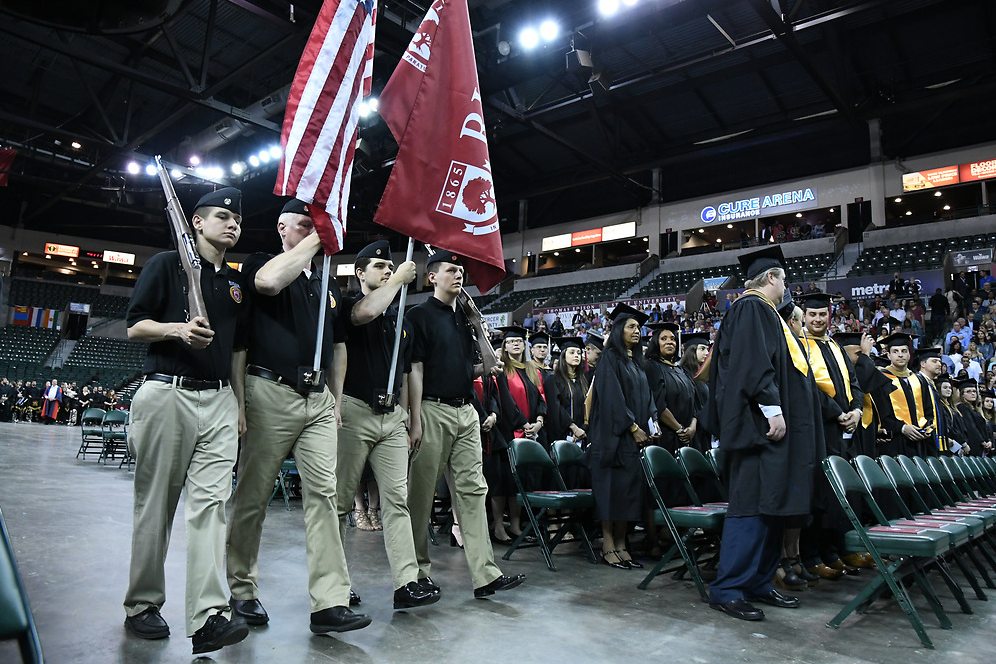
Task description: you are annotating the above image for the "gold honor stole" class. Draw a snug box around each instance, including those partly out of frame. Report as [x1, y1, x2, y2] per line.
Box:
[800, 332, 853, 402]
[744, 290, 810, 376]
[881, 368, 931, 430]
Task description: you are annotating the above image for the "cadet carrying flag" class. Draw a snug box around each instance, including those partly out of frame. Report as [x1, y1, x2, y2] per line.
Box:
[373, 0, 506, 293]
[274, 0, 377, 255]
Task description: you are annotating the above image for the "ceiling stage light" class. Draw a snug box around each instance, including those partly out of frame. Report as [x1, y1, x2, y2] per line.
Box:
[519, 27, 539, 49]
[539, 20, 558, 42]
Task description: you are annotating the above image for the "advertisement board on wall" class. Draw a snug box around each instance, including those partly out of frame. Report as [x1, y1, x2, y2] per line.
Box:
[825, 270, 944, 300]
[482, 312, 509, 329]
[699, 187, 818, 224]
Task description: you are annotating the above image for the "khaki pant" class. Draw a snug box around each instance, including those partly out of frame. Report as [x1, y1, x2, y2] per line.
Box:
[336, 396, 419, 590]
[407, 400, 502, 589]
[226, 375, 350, 612]
[123, 380, 238, 637]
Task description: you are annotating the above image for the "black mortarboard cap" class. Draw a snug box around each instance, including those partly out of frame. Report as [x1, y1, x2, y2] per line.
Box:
[935, 375, 952, 387]
[554, 336, 584, 351]
[776, 289, 796, 319]
[953, 377, 979, 390]
[585, 332, 604, 351]
[800, 292, 833, 310]
[195, 187, 242, 216]
[737, 245, 785, 281]
[832, 332, 863, 347]
[357, 240, 392, 261]
[608, 303, 649, 326]
[647, 322, 680, 336]
[280, 198, 312, 216]
[881, 332, 913, 349]
[497, 326, 528, 339]
[982, 389, 995, 399]
[427, 249, 461, 266]
[916, 347, 942, 362]
[529, 331, 551, 346]
[872, 354, 891, 368]
[682, 332, 711, 348]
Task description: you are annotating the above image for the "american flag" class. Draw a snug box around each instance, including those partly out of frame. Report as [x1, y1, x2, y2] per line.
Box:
[275, 0, 377, 254]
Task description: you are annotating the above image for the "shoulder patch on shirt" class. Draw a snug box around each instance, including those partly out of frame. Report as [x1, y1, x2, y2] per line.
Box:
[230, 285, 243, 303]
[329, 292, 337, 309]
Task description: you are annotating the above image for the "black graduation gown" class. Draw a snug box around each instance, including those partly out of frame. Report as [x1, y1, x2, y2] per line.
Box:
[804, 337, 863, 459]
[939, 402, 967, 455]
[495, 367, 548, 447]
[957, 404, 987, 455]
[690, 375, 712, 453]
[701, 294, 819, 518]
[587, 349, 656, 522]
[644, 358, 696, 453]
[853, 355, 893, 458]
[541, 372, 587, 445]
[874, 369, 936, 459]
[474, 376, 513, 496]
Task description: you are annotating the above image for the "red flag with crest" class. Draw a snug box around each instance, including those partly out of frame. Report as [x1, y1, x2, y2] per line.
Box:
[373, 0, 505, 292]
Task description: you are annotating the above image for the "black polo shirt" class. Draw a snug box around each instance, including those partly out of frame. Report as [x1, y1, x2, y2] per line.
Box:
[340, 294, 412, 406]
[241, 252, 343, 383]
[127, 250, 248, 380]
[407, 296, 477, 400]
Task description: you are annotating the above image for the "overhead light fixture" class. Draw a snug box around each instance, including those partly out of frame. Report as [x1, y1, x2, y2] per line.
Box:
[934, 191, 942, 197]
[894, 197, 902, 203]
[249, 155, 260, 168]
[539, 20, 558, 42]
[70, 141, 82, 149]
[126, 161, 140, 175]
[726, 224, 733, 229]
[792, 109, 838, 121]
[231, 162, 245, 175]
[905, 210, 912, 216]
[171, 169, 183, 180]
[497, 40, 511, 56]
[575, 248, 581, 253]
[367, 98, 379, 113]
[796, 213, 803, 218]
[829, 208, 835, 212]
[269, 145, 281, 159]
[189, 155, 201, 166]
[358, 101, 372, 117]
[259, 150, 271, 163]
[128, 269, 133, 273]
[925, 78, 961, 90]
[599, 0, 620, 16]
[698, 229, 704, 234]
[553, 251, 560, 256]
[693, 129, 753, 145]
[519, 27, 539, 49]
[46, 255, 51, 259]
[943, 205, 951, 211]
[144, 164, 157, 176]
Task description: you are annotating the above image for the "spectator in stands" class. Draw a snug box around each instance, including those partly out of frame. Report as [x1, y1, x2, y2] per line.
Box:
[943, 339, 964, 374]
[662, 304, 676, 323]
[981, 270, 995, 289]
[971, 300, 986, 327]
[888, 272, 907, 298]
[788, 224, 800, 241]
[946, 320, 972, 352]
[928, 288, 948, 341]
[0, 378, 13, 422]
[978, 331, 994, 365]
[771, 221, 785, 242]
[954, 271, 971, 317]
[799, 221, 812, 240]
[550, 316, 565, 336]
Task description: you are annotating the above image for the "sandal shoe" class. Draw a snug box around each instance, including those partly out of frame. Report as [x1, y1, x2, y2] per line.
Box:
[367, 508, 383, 531]
[354, 508, 374, 531]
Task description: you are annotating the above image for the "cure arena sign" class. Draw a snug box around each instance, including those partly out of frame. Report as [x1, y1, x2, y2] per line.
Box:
[700, 187, 818, 224]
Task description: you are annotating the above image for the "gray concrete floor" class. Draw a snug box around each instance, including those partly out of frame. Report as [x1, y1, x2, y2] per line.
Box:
[0, 421, 993, 663]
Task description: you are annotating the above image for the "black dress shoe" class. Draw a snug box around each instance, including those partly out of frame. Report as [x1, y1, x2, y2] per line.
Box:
[393, 581, 442, 609]
[191, 613, 249, 655]
[349, 590, 361, 606]
[747, 589, 801, 609]
[709, 598, 765, 621]
[601, 550, 629, 570]
[474, 573, 526, 598]
[230, 596, 269, 626]
[124, 606, 170, 640]
[310, 606, 372, 633]
[417, 576, 441, 595]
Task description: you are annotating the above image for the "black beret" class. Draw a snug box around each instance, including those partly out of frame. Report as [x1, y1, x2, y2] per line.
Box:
[195, 187, 242, 216]
[357, 240, 391, 261]
[280, 198, 312, 216]
[427, 249, 461, 266]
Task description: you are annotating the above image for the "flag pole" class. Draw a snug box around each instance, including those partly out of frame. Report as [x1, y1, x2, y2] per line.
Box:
[386, 237, 416, 401]
[313, 252, 333, 374]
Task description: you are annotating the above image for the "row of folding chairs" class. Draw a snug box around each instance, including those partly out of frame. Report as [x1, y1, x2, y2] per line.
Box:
[75, 408, 132, 469]
[824, 453, 996, 649]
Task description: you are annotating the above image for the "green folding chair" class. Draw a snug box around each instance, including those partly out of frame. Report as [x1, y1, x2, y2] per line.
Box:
[676, 446, 728, 504]
[637, 445, 724, 598]
[503, 438, 597, 571]
[267, 459, 298, 511]
[99, 410, 129, 465]
[0, 506, 43, 664]
[854, 455, 981, 611]
[823, 456, 953, 649]
[76, 408, 106, 460]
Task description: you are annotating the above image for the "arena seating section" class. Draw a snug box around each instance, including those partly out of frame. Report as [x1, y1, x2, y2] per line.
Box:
[482, 277, 638, 313]
[0, 327, 146, 394]
[847, 232, 996, 277]
[8, 278, 130, 319]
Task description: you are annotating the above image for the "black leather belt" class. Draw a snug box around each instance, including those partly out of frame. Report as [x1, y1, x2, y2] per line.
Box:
[247, 365, 323, 393]
[146, 373, 229, 391]
[424, 395, 470, 407]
